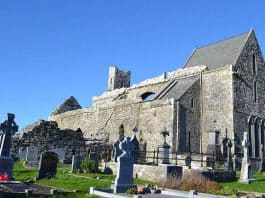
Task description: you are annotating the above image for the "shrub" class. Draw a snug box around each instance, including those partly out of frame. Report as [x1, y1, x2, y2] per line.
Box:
[126, 187, 137, 194]
[80, 158, 97, 173]
[160, 172, 221, 193]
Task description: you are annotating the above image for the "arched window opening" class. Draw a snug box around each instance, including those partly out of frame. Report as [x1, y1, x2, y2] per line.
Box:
[140, 92, 155, 101]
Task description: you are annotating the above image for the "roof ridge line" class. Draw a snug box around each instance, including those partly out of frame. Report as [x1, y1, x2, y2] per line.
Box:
[232, 29, 254, 66]
[196, 31, 249, 50]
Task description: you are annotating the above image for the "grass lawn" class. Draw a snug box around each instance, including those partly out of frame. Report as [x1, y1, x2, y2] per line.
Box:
[221, 171, 265, 194]
[13, 161, 154, 198]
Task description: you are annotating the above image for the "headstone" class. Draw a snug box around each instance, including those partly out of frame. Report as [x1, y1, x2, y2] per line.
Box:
[37, 151, 58, 180]
[18, 148, 26, 161]
[239, 132, 253, 184]
[138, 142, 147, 164]
[89, 152, 100, 172]
[51, 148, 65, 162]
[131, 135, 139, 163]
[259, 144, 265, 172]
[226, 140, 233, 171]
[70, 154, 82, 173]
[25, 146, 39, 167]
[160, 128, 170, 164]
[112, 140, 122, 162]
[113, 137, 135, 193]
[0, 113, 18, 180]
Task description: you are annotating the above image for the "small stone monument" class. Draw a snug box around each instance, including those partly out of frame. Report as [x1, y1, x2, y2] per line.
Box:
[113, 137, 135, 193]
[112, 140, 122, 162]
[18, 148, 26, 161]
[259, 144, 265, 172]
[0, 113, 18, 180]
[37, 151, 58, 180]
[160, 128, 170, 164]
[239, 132, 253, 184]
[131, 127, 140, 163]
[226, 140, 233, 171]
[71, 154, 82, 173]
[89, 152, 100, 172]
[25, 146, 39, 167]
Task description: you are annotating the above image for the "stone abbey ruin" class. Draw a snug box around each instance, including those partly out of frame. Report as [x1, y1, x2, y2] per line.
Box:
[12, 29, 265, 171]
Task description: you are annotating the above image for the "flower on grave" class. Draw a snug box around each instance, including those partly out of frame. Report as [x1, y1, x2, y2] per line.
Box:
[0, 173, 9, 181]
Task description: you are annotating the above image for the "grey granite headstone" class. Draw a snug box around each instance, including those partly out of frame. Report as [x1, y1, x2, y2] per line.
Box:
[18, 148, 26, 160]
[0, 113, 18, 180]
[113, 137, 135, 193]
[239, 132, 253, 184]
[37, 151, 58, 180]
[71, 154, 82, 173]
[89, 152, 100, 172]
[51, 148, 65, 162]
[25, 146, 39, 167]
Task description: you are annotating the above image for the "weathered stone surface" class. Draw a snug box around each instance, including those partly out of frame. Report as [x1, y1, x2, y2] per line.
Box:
[51, 96, 81, 116]
[11, 120, 112, 164]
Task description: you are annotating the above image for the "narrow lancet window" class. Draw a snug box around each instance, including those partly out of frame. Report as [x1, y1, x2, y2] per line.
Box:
[254, 81, 257, 102]
[252, 54, 256, 75]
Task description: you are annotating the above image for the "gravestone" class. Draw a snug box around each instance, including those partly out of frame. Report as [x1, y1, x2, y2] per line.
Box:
[89, 152, 100, 172]
[225, 140, 233, 171]
[25, 146, 39, 167]
[239, 132, 253, 184]
[160, 128, 170, 164]
[37, 151, 58, 180]
[51, 148, 65, 162]
[112, 140, 122, 162]
[259, 144, 265, 172]
[18, 148, 26, 160]
[113, 137, 135, 193]
[0, 113, 18, 180]
[131, 128, 140, 163]
[70, 154, 82, 173]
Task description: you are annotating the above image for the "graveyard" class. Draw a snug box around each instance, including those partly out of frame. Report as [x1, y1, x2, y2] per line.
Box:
[1, 112, 265, 197]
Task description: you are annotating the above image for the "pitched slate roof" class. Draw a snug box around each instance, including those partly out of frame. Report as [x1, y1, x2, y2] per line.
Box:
[184, 30, 251, 69]
[156, 75, 199, 100]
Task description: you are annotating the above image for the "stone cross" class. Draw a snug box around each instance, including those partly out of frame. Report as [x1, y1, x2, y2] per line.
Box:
[227, 140, 233, 171]
[113, 137, 135, 193]
[239, 131, 253, 184]
[0, 113, 18, 157]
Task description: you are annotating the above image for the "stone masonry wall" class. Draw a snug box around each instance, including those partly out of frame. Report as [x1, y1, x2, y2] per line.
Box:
[11, 120, 112, 162]
[178, 80, 201, 152]
[201, 66, 234, 153]
[50, 99, 175, 152]
[233, 31, 265, 156]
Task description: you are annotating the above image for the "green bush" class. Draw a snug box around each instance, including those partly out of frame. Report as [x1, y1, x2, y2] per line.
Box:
[80, 158, 97, 173]
[126, 188, 137, 194]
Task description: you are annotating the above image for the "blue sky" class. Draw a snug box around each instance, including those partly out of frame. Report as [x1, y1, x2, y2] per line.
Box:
[0, 0, 265, 130]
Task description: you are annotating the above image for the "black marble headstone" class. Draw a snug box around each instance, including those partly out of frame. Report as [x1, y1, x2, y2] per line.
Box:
[37, 151, 58, 180]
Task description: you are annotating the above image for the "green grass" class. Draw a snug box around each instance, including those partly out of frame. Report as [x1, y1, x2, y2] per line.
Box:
[221, 171, 265, 194]
[13, 161, 154, 197]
